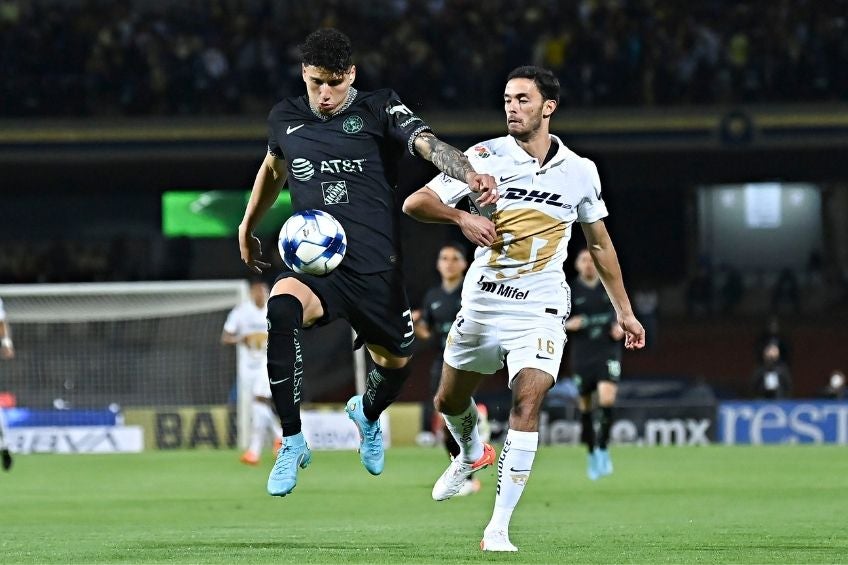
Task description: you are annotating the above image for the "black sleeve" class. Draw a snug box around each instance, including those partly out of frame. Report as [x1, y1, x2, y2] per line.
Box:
[381, 90, 432, 156]
[267, 106, 285, 160]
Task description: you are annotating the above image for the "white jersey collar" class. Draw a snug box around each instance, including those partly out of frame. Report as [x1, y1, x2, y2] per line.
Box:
[506, 133, 569, 170]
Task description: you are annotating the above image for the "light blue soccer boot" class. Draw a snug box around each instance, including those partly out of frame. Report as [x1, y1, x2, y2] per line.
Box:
[345, 395, 384, 475]
[267, 432, 312, 496]
[587, 450, 600, 481]
[596, 448, 613, 477]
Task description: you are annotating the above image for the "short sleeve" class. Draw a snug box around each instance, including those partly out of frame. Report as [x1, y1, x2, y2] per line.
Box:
[576, 158, 609, 224]
[0, 298, 6, 321]
[267, 108, 285, 160]
[382, 91, 432, 156]
[223, 306, 241, 335]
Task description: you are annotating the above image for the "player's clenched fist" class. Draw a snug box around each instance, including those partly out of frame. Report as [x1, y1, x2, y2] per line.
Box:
[466, 172, 499, 206]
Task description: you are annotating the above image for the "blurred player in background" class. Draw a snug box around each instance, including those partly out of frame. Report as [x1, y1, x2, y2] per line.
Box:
[238, 28, 497, 496]
[414, 242, 489, 496]
[221, 280, 282, 465]
[0, 297, 15, 471]
[566, 248, 625, 480]
[404, 65, 645, 551]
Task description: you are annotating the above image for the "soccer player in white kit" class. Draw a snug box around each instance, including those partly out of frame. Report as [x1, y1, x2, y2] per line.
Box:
[221, 280, 283, 465]
[403, 65, 646, 552]
[0, 297, 15, 471]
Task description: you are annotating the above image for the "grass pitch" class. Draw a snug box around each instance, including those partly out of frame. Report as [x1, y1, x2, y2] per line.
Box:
[1, 446, 846, 564]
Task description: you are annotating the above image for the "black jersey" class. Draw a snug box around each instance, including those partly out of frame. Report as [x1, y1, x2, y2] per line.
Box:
[421, 284, 462, 354]
[569, 278, 622, 368]
[267, 88, 432, 274]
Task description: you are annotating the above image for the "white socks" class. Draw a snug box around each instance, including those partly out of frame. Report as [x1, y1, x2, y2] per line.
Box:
[442, 399, 483, 462]
[249, 401, 279, 454]
[487, 429, 538, 531]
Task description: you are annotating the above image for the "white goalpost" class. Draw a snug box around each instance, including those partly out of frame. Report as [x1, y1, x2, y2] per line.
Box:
[0, 280, 254, 448]
[0, 280, 365, 453]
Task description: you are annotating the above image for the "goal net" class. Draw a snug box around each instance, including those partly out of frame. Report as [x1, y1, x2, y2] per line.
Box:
[0, 280, 360, 452]
[0, 281, 248, 446]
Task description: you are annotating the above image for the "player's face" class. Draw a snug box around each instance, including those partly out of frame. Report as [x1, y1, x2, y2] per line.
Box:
[302, 64, 356, 115]
[575, 250, 596, 279]
[504, 78, 555, 140]
[436, 248, 467, 281]
[250, 282, 269, 306]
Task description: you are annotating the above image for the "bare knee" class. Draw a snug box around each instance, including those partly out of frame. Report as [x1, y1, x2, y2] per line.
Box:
[434, 391, 468, 416]
[509, 398, 542, 431]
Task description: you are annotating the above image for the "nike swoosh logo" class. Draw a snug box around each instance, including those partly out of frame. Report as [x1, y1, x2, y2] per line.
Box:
[535, 354, 552, 360]
[286, 124, 305, 134]
[509, 467, 532, 472]
[499, 173, 520, 183]
[269, 377, 290, 385]
[400, 337, 415, 348]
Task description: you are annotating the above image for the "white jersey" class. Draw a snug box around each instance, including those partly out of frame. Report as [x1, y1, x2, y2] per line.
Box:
[223, 301, 269, 383]
[0, 298, 6, 322]
[426, 134, 608, 321]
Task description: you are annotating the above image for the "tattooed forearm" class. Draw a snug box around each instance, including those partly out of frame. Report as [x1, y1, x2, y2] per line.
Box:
[414, 132, 475, 183]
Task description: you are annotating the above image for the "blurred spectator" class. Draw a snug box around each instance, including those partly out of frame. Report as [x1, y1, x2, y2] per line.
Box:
[751, 341, 792, 399]
[805, 249, 824, 288]
[717, 264, 744, 314]
[754, 316, 791, 367]
[3, 0, 848, 117]
[686, 264, 713, 317]
[771, 268, 800, 314]
[820, 370, 846, 400]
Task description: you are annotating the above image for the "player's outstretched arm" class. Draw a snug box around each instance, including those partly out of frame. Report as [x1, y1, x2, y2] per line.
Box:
[413, 132, 498, 205]
[580, 220, 646, 350]
[238, 153, 288, 273]
[403, 187, 497, 247]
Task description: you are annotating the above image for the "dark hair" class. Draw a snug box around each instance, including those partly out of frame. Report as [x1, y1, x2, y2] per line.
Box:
[300, 28, 353, 74]
[439, 241, 468, 259]
[506, 65, 560, 106]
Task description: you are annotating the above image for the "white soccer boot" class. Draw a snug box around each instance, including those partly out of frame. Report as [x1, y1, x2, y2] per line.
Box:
[480, 527, 518, 552]
[431, 443, 495, 501]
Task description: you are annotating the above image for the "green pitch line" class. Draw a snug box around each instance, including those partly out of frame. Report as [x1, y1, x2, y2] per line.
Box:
[1, 446, 846, 564]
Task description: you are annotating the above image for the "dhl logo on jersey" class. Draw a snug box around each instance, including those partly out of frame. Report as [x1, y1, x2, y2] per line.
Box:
[501, 187, 573, 209]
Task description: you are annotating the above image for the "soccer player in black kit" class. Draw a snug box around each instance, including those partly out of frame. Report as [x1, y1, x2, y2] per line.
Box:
[238, 28, 498, 497]
[565, 248, 625, 480]
[414, 243, 466, 441]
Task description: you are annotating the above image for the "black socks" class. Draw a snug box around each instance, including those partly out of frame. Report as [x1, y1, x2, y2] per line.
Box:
[598, 406, 613, 449]
[362, 362, 411, 422]
[266, 295, 304, 437]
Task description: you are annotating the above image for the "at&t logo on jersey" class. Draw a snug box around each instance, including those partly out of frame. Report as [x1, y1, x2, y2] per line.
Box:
[320, 159, 366, 173]
[291, 158, 315, 181]
[503, 187, 572, 209]
[289, 158, 367, 181]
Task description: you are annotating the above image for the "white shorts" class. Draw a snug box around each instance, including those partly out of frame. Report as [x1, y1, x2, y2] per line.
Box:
[443, 310, 566, 387]
[251, 370, 272, 399]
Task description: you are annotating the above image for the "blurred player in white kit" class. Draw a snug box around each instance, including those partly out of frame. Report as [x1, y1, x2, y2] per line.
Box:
[221, 280, 282, 465]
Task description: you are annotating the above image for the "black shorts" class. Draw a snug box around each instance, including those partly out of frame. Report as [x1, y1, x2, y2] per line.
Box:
[276, 267, 414, 357]
[573, 358, 622, 396]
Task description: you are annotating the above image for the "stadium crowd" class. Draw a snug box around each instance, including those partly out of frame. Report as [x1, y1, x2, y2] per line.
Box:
[1, 0, 846, 117]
